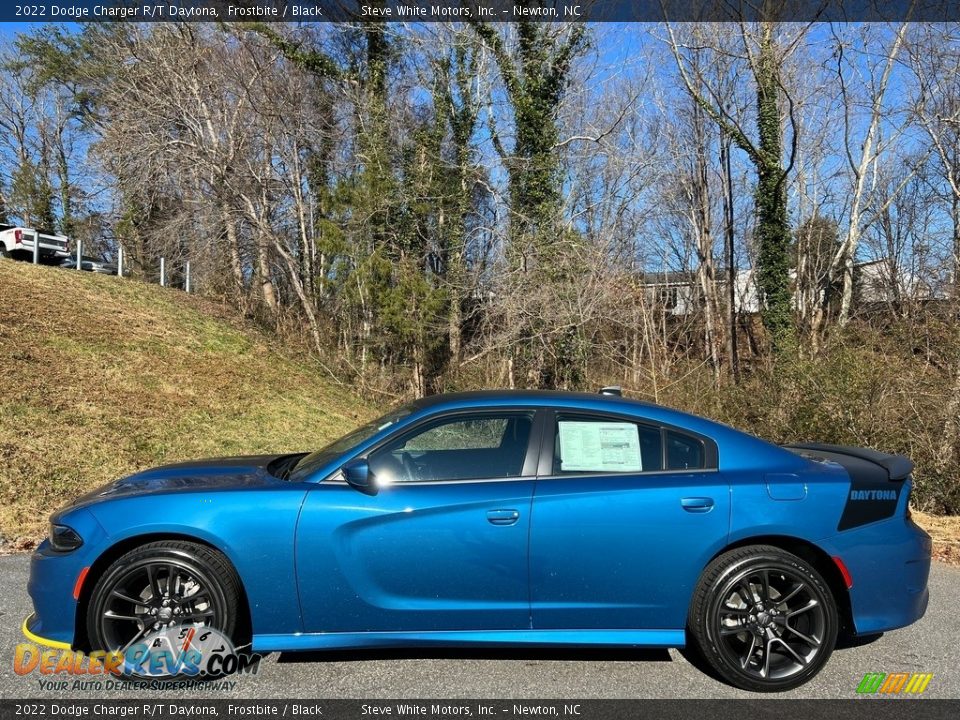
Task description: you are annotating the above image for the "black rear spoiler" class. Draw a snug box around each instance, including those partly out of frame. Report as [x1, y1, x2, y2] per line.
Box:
[783, 443, 913, 481]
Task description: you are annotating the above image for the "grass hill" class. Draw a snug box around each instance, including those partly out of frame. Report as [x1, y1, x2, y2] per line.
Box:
[2, 260, 958, 562]
[0, 260, 373, 546]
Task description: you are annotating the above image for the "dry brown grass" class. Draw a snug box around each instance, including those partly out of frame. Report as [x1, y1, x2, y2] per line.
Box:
[0, 261, 373, 547]
[913, 511, 960, 565]
[3, 260, 955, 564]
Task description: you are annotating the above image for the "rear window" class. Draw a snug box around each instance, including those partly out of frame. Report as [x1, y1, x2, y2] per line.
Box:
[666, 430, 705, 470]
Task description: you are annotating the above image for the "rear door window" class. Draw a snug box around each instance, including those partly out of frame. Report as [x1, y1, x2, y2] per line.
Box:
[553, 416, 663, 474]
[550, 413, 713, 475]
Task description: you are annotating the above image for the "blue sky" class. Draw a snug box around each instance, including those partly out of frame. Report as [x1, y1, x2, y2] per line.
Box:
[0, 22, 45, 35]
[0, 20, 944, 274]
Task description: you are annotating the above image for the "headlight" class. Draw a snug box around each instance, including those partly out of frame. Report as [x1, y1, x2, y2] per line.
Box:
[49, 523, 83, 552]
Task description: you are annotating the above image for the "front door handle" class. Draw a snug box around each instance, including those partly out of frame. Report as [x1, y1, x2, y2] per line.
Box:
[681, 497, 715, 513]
[486, 509, 520, 526]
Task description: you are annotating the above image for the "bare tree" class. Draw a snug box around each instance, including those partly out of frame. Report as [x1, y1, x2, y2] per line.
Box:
[829, 22, 912, 327]
[910, 23, 960, 295]
[667, 21, 804, 352]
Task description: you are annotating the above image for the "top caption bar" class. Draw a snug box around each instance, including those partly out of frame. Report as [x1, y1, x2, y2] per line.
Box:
[3, 1, 959, 23]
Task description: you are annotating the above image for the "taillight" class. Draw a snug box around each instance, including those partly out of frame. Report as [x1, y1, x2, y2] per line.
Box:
[904, 479, 913, 521]
[14, 229, 22, 243]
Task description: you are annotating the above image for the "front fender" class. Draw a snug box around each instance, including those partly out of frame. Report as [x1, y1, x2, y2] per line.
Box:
[79, 488, 309, 636]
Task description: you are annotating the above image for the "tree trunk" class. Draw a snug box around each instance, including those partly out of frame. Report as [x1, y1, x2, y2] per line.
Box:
[272, 234, 324, 355]
[449, 298, 462, 370]
[411, 342, 426, 399]
[937, 362, 960, 474]
[953, 192, 960, 299]
[258, 236, 278, 311]
[55, 122, 72, 237]
[753, 23, 794, 352]
[221, 202, 245, 300]
[691, 103, 721, 385]
[721, 136, 740, 383]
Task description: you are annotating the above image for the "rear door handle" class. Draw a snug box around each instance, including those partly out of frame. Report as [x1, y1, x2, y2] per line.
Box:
[487, 509, 520, 526]
[681, 497, 715, 513]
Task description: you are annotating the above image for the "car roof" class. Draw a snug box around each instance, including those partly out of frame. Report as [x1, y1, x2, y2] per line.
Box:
[410, 389, 657, 413]
[404, 389, 809, 473]
[408, 389, 724, 433]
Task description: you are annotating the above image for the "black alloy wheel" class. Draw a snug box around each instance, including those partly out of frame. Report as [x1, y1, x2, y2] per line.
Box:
[86, 541, 240, 663]
[688, 545, 838, 692]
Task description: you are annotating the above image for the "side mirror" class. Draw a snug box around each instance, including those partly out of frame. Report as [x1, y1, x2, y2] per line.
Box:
[342, 459, 377, 495]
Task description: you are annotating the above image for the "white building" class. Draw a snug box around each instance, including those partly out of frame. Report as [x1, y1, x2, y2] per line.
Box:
[638, 259, 935, 317]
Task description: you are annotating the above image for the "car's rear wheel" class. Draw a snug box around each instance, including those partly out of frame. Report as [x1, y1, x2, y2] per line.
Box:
[87, 541, 240, 667]
[687, 545, 838, 692]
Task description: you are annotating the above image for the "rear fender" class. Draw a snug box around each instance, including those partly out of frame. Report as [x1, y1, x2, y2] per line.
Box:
[784, 444, 912, 531]
[728, 466, 849, 543]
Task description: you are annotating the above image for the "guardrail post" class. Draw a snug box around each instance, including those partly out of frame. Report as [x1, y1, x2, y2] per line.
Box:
[117, 246, 123, 277]
[160, 257, 165, 287]
[185, 261, 191, 293]
[76, 239, 82, 270]
[32, 230, 39, 264]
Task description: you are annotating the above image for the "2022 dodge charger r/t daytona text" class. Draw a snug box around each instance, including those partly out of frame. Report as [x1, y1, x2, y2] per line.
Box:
[25, 389, 931, 691]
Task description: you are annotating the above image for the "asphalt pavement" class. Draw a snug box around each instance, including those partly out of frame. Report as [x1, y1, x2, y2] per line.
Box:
[1, 554, 957, 699]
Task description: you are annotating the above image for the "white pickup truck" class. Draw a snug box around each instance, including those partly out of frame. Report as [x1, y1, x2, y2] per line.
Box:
[0, 224, 70, 262]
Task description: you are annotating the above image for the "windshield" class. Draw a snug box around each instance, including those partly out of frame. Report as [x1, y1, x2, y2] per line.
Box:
[288, 404, 414, 481]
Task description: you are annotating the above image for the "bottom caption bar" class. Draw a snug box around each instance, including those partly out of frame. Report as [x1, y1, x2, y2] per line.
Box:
[2, 700, 959, 720]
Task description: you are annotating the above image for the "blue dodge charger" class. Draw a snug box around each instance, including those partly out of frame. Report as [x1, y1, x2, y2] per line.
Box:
[26, 389, 930, 691]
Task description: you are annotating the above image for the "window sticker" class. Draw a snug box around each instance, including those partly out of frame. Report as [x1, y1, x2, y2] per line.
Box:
[558, 421, 642, 472]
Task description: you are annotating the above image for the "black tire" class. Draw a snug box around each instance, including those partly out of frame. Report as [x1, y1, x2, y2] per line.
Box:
[0, 247, 11, 259]
[86, 541, 240, 673]
[687, 545, 838, 692]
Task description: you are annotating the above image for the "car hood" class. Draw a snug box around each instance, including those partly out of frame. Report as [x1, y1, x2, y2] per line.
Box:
[66, 454, 290, 510]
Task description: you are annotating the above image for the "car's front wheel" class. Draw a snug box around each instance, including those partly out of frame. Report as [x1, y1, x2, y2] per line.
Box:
[86, 541, 240, 667]
[687, 545, 838, 692]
